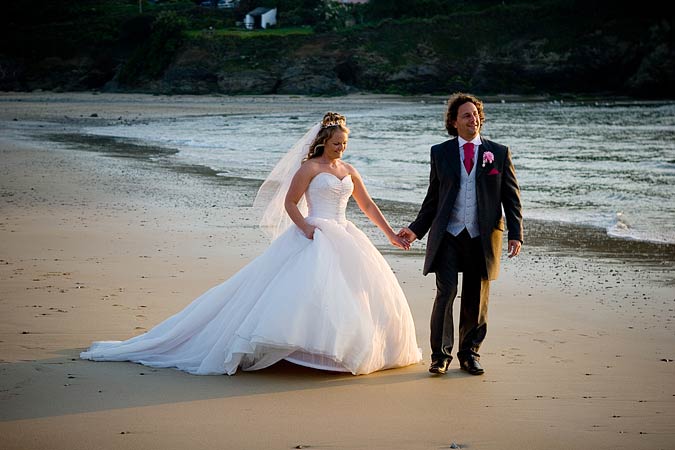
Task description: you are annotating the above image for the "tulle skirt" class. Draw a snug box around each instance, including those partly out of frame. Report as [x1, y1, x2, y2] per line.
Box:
[80, 218, 422, 375]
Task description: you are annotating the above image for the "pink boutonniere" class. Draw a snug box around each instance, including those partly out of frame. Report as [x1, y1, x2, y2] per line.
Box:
[482, 151, 494, 167]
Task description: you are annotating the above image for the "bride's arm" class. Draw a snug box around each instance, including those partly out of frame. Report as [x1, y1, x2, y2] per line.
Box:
[350, 167, 410, 250]
[285, 165, 317, 239]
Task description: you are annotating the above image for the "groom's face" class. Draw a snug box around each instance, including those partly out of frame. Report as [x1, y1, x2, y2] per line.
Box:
[453, 102, 481, 141]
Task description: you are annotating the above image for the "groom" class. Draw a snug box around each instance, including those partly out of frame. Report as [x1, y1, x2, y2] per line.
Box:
[399, 92, 523, 376]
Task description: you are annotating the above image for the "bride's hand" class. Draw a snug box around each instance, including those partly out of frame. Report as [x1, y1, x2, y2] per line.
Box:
[300, 223, 318, 240]
[388, 233, 410, 250]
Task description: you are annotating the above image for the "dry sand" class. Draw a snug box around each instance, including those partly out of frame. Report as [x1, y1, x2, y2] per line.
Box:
[1, 92, 674, 449]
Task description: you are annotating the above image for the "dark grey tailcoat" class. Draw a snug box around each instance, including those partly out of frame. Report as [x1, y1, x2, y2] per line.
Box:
[409, 137, 523, 280]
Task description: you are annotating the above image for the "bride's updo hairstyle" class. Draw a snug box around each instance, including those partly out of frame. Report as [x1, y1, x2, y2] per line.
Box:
[305, 112, 350, 161]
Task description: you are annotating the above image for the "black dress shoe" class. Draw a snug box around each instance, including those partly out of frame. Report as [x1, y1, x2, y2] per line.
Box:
[459, 357, 484, 375]
[429, 358, 451, 374]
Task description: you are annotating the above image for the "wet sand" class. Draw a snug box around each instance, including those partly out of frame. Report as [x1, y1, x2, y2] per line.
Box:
[1, 92, 674, 450]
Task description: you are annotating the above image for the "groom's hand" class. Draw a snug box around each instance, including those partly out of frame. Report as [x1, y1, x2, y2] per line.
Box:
[388, 234, 410, 250]
[397, 227, 417, 245]
[507, 240, 521, 258]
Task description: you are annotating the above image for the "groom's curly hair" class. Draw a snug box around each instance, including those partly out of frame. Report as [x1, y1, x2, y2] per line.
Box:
[444, 93, 485, 137]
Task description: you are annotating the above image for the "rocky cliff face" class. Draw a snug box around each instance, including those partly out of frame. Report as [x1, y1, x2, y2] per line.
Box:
[141, 21, 673, 98]
[2, 9, 673, 98]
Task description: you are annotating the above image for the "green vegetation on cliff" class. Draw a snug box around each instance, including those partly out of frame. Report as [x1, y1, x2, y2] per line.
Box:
[1, 0, 672, 97]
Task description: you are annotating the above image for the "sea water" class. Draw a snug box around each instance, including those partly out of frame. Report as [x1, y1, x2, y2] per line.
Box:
[81, 99, 675, 245]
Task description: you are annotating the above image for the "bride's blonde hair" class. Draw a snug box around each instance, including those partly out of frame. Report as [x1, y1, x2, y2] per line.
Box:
[305, 112, 350, 161]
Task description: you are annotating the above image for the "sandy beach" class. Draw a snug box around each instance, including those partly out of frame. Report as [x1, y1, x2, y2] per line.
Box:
[1, 92, 674, 450]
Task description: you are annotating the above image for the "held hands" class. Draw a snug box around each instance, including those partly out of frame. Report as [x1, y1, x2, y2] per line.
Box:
[397, 228, 417, 244]
[388, 233, 411, 250]
[394, 227, 417, 251]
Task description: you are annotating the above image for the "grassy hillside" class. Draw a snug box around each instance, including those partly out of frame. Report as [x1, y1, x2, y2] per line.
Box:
[1, 0, 672, 97]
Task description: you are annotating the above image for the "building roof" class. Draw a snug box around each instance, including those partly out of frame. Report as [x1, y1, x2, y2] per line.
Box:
[247, 7, 273, 16]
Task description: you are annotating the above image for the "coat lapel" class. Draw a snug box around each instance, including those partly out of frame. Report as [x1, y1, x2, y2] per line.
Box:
[445, 138, 461, 180]
[476, 137, 489, 180]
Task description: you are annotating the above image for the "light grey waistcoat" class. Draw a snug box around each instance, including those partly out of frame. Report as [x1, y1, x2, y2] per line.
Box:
[446, 151, 480, 238]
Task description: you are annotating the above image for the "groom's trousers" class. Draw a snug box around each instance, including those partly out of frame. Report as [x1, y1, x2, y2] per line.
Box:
[430, 229, 490, 362]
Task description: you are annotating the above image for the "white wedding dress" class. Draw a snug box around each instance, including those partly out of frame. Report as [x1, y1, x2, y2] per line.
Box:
[81, 172, 422, 375]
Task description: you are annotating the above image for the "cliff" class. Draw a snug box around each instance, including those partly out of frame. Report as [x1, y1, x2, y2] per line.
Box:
[1, 0, 673, 98]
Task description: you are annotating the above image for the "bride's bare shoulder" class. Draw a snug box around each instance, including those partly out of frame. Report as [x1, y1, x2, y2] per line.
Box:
[342, 161, 360, 177]
[296, 159, 322, 178]
[300, 158, 320, 169]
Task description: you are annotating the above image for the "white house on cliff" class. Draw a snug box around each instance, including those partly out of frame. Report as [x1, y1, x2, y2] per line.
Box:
[244, 7, 277, 30]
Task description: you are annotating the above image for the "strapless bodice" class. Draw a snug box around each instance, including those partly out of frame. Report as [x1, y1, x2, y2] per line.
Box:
[305, 172, 353, 223]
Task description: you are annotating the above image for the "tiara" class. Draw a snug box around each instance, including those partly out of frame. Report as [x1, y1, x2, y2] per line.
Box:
[321, 119, 345, 129]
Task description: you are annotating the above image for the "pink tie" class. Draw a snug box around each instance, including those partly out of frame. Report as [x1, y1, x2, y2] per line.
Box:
[463, 142, 474, 174]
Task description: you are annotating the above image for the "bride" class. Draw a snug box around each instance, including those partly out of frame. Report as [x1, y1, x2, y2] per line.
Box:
[80, 112, 422, 375]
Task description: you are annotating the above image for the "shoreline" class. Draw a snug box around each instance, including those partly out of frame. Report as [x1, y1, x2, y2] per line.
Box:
[1, 94, 674, 450]
[3, 89, 674, 105]
[39, 122, 675, 277]
[4, 91, 675, 252]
